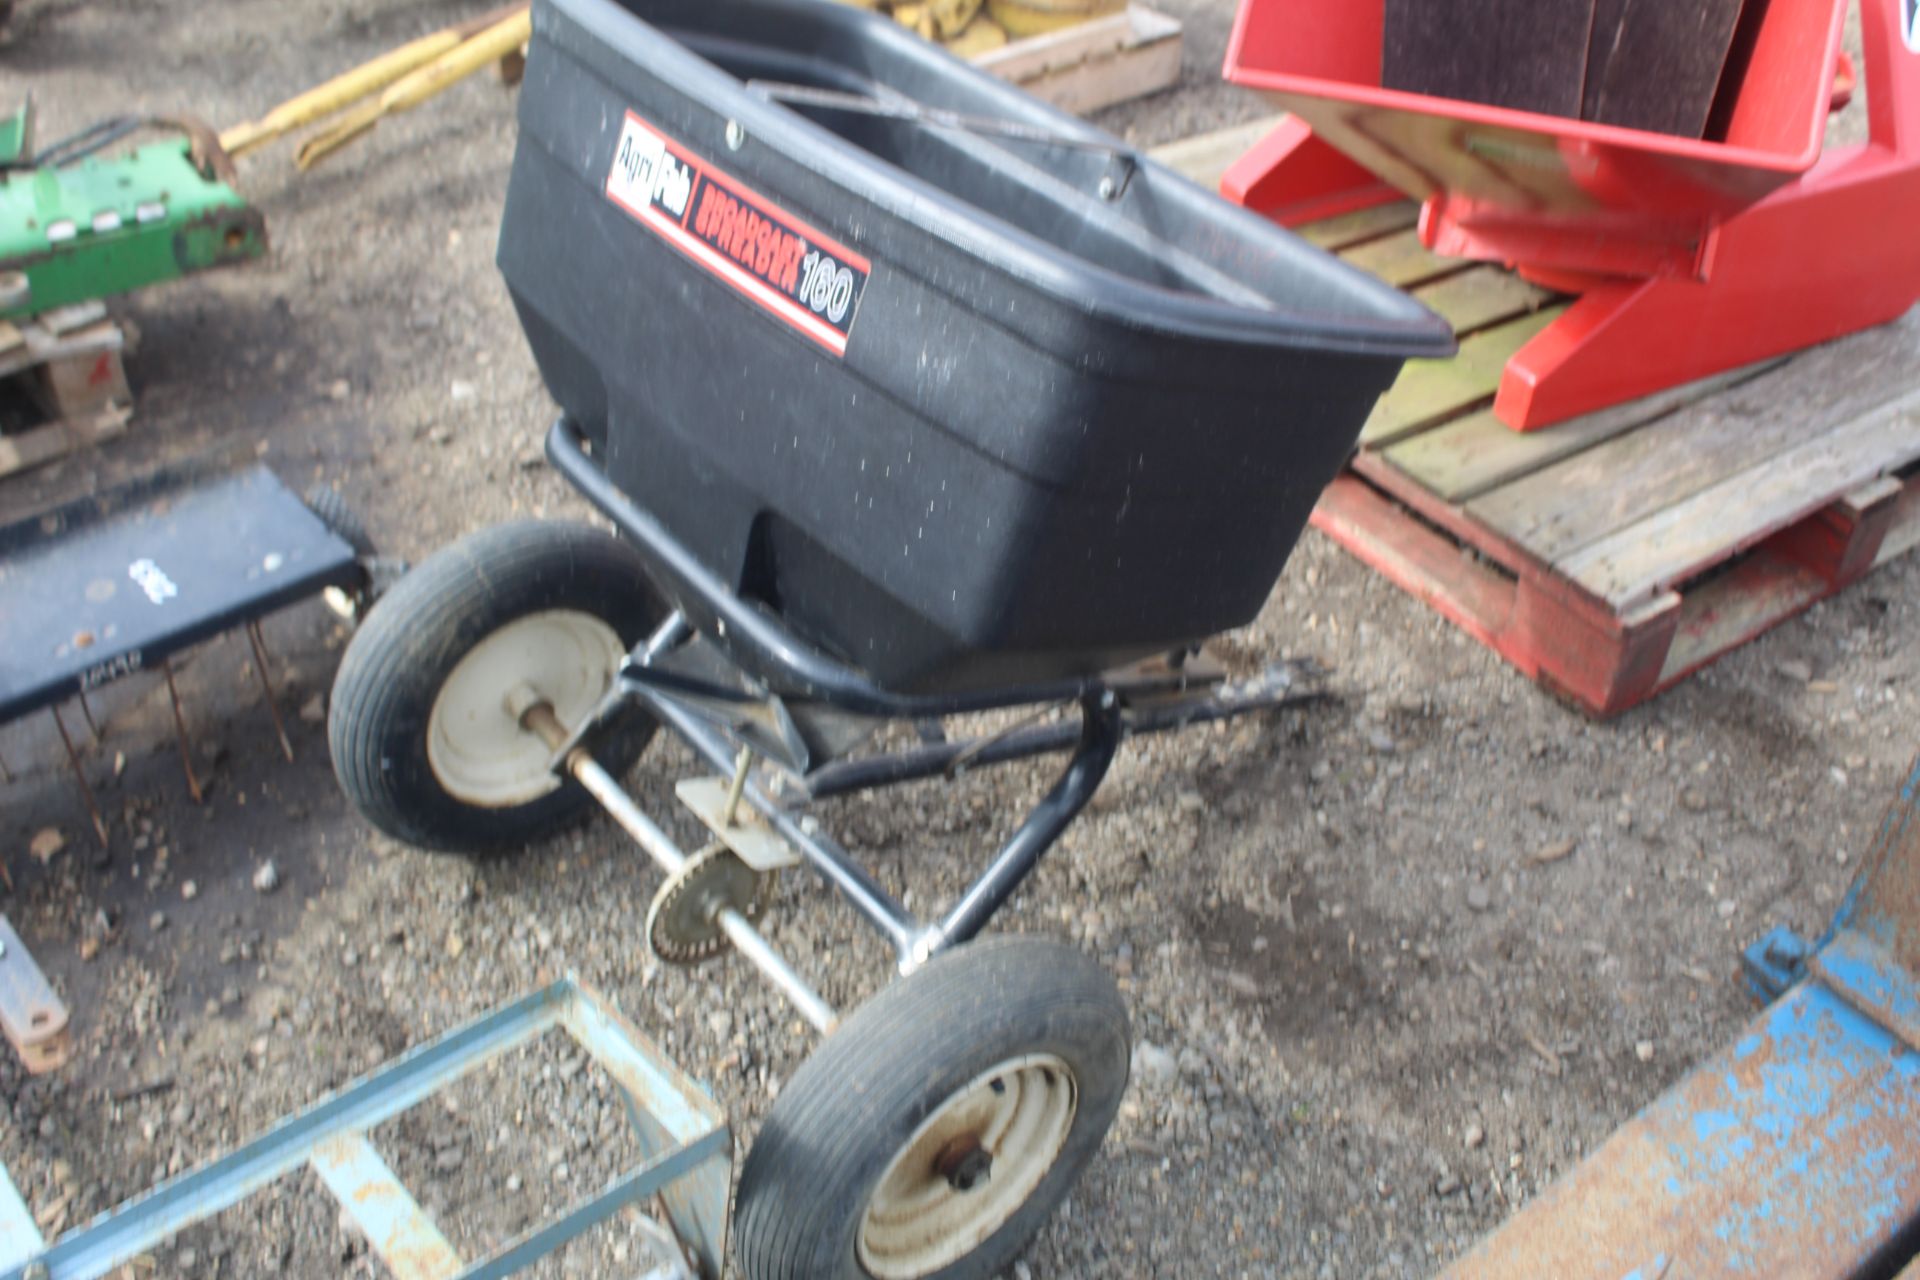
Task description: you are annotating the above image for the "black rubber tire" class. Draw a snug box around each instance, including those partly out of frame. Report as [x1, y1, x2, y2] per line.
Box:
[327, 519, 664, 856]
[735, 936, 1130, 1280]
[302, 484, 378, 559]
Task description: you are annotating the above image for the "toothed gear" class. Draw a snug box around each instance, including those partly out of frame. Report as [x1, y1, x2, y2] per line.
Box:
[645, 844, 775, 964]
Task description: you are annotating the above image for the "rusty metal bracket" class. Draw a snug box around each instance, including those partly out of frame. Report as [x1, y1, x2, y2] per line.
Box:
[0, 915, 71, 1075]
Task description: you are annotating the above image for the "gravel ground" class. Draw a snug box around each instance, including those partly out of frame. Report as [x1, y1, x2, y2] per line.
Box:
[2, 2, 1915, 1278]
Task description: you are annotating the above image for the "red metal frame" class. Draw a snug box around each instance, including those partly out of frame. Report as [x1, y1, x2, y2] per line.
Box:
[1223, 0, 1920, 431]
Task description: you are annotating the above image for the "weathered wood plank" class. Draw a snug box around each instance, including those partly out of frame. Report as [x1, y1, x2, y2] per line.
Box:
[1386, 361, 1783, 504]
[973, 4, 1182, 116]
[1148, 115, 1285, 193]
[0, 406, 130, 480]
[1360, 308, 1564, 448]
[1559, 384, 1920, 607]
[1299, 201, 1420, 251]
[1875, 473, 1920, 568]
[1411, 267, 1554, 335]
[1341, 228, 1469, 289]
[1657, 553, 1830, 684]
[1311, 475, 1517, 650]
[1468, 311, 1920, 563]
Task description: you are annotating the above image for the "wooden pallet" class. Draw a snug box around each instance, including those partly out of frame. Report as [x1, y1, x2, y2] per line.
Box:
[973, 4, 1182, 115]
[1150, 129, 1920, 716]
[0, 302, 133, 479]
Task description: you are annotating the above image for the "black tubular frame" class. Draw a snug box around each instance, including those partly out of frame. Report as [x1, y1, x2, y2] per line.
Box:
[546, 415, 1318, 968]
[547, 418, 1098, 718]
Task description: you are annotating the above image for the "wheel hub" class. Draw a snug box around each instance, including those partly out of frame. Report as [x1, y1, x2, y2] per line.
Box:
[857, 1054, 1078, 1280]
[425, 609, 625, 807]
[934, 1135, 993, 1192]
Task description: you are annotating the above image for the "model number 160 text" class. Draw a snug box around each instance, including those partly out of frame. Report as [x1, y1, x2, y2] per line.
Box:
[796, 250, 856, 324]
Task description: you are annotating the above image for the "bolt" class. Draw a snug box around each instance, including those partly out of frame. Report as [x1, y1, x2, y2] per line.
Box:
[934, 1134, 993, 1193]
[1097, 175, 1118, 200]
[725, 120, 746, 151]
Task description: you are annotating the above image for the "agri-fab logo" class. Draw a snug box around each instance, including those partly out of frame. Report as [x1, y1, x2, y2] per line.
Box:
[605, 111, 869, 356]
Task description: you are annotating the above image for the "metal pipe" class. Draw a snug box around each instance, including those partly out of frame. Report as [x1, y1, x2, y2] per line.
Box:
[246, 621, 296, 763]
[49, 705, 109, 849]
[567, 753, 688, 878]
[637, 688, 924, 961]
[161, 659, 205, 805]
[521, 699, 836, 1033]
[640, 612, 693, 663]
[715, 912, 837, 1034]
[547, 418, 1096, 718]
[801, 658, 1323, 800]
[917, 691, 1124, 966]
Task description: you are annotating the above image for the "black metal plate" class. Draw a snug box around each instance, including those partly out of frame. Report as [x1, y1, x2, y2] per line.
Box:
[0, 463, 361, 723]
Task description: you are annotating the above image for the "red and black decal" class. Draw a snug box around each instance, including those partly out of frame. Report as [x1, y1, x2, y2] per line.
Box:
[604, 110, 870, 356]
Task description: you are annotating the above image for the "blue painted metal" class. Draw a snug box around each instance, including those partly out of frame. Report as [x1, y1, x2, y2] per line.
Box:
[309, 1134, 464, 1280]
[1743, 925, 1812, 1001]
[0, 977, 729, 1280]
[1445, 752, 1920, 1280]
[0, 461, 363, 726]
[457, 1133, 722, 1280]
[0, 1164, 41, 1273]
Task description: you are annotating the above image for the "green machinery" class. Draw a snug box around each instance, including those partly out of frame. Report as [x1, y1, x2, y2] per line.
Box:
[0, 100, 265, 321]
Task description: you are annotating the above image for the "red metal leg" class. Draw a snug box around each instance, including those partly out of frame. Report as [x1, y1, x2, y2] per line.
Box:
[1496, 150, 1920, 430]
[1495, 0, 1920, 429]
[1219, 117, 1399, 227]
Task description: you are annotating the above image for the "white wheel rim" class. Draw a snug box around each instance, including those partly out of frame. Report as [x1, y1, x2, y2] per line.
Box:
[857, 1054, 1078, 1280]
[426, 609, 625, 807]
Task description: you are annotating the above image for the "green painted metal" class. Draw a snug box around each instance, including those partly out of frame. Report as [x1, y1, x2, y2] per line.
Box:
[0, 139, 264, 320]
[0, 103, 27, 168]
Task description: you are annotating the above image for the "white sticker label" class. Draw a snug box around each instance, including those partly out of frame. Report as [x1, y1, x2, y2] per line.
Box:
[607, 117, 693, 220]
[129, 558, 179, 605]
[602, 109, 871, 357]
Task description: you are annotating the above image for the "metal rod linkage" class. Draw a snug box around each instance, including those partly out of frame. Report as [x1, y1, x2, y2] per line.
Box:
[636, 688, 924, 963]
[245, 621, 295, 763]
[565, 750, 687, 879]
[520, 701, 838, 1034]
[799, 658, 1323, 801]
[161, 659, 204, 805]
[715, 912, 837, 1035]
[50, 706, 109, 849]
[916, 690, 1124, 965]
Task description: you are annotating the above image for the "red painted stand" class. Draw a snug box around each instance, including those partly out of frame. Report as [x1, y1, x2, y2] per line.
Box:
[1222, 0, 1920, 432]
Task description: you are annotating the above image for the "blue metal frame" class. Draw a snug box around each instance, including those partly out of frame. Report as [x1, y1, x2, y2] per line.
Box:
[1445, 753, 1920, 1280]
[0, 978, 729, 1280]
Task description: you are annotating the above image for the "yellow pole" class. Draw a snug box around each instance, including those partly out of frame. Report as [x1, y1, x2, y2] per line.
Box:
[218, 3, 527, 159]
[295, 7, 534, 170]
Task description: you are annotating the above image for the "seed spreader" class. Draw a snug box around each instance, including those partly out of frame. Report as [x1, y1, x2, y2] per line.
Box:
[325, 0, 1452, 1274]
